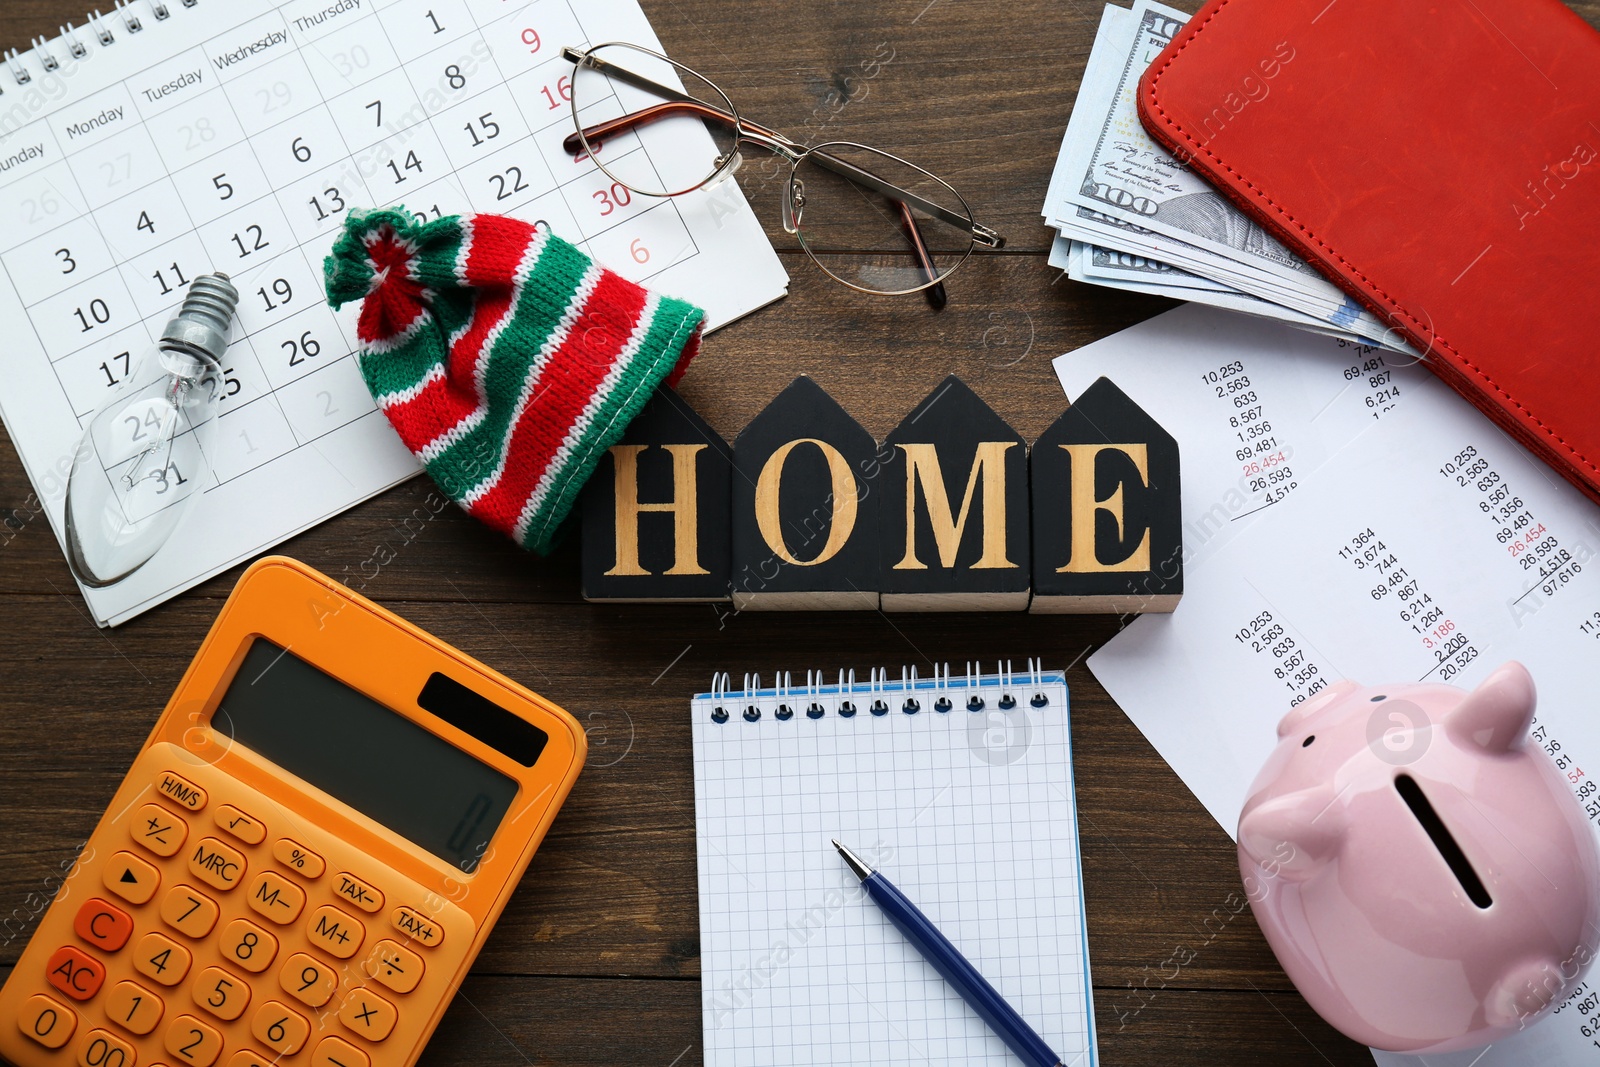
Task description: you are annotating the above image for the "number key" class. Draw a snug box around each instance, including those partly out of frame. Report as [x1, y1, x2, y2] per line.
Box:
[220, 917, 278, 973]
[104, 979, 164, 1036]
[161, 885, 221, 939]
[251, 1000, 311, 1055]
[134, 931, 192, 987]
[164, 1013, 224, 1066]
[279, 951, 338, 1009]
[18, 992, 77, 1048]
[191, 964, 251, 1021]
[75, 1027, 135, 1067]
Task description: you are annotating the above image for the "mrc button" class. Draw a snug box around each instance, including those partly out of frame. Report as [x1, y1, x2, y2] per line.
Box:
[188, 837, 247, 892]
[154, 771, 207, 811]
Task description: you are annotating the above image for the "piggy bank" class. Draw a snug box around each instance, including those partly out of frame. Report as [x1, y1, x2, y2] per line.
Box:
[1239, 662, 1600, 1053]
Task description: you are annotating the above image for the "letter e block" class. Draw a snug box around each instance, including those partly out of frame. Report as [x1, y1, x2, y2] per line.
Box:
[1031, 377, 1182, 613]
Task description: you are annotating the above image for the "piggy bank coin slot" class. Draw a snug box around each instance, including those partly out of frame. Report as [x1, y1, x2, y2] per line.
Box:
[1395, 773, 1492, 909]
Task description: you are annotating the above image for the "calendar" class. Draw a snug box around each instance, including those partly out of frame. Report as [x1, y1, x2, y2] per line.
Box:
[0, 0, 787, 626]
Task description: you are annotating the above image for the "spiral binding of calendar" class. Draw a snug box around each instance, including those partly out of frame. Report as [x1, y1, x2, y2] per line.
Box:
[1, 0, 198, 93]
[704, 659, 1061, 723]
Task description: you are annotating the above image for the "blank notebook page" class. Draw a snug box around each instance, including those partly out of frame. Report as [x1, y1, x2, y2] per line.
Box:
[691, 670, 1096, 1067]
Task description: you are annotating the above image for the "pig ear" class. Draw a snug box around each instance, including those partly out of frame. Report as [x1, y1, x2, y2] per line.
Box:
[1238, 787, 1344, 880]
[1276, 680, 1360, 738]
[1445, 662, 1536, 753]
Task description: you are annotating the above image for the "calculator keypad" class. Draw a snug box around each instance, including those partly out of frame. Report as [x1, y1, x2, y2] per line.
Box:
[7, 755, 471, 1065]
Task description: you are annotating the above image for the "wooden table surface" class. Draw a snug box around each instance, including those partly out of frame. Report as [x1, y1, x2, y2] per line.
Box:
[5, 1, 1597, 1064]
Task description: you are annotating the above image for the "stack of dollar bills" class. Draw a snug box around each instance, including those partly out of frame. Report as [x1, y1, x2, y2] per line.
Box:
[1045, 0, 1407, 351]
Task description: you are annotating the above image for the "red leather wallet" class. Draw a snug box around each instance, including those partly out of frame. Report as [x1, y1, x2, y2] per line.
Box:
[1137, 0, 1600, 503]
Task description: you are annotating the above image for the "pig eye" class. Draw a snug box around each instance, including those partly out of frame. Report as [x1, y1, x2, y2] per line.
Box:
[1301, 735, 1315, 747]
[1370, 694, 1387, 702]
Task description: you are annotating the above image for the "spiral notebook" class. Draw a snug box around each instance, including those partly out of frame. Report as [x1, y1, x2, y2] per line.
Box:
[0, 0, 786, 625]
[691, 663, 1098, 1067]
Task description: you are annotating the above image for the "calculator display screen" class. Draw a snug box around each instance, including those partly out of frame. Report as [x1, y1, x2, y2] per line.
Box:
[217, 639, 520, 873]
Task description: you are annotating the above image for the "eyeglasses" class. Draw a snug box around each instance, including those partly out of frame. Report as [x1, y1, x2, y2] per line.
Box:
[560, 42, 1004, 309]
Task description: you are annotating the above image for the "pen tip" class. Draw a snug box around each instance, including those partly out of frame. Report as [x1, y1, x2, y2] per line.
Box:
[833, 840, 874, 881]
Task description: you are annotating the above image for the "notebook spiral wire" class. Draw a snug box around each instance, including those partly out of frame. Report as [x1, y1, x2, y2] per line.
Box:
[708, 658, 1055, 723]
[3, 0, 198, 92]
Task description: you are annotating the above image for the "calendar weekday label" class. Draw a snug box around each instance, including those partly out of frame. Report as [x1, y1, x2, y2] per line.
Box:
[0, 0, 786, 625]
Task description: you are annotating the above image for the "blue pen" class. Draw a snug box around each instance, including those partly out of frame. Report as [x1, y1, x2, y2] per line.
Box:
[834, 840, 1064, 1067]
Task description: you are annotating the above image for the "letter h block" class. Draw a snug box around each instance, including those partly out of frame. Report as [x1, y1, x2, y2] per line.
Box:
[580, 387, 731, 602]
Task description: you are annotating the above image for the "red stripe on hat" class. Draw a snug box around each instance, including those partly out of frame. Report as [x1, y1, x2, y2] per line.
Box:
[462, 214, 539, 287]
[467, 269, 646, 530]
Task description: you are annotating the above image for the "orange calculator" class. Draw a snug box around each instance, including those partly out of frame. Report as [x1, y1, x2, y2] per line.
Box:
[0, 557, 586, 1067]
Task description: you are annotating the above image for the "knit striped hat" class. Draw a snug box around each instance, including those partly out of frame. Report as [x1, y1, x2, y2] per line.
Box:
[324, 209, 705, 555]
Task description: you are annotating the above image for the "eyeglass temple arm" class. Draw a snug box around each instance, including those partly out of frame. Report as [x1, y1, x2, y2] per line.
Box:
[899, 200, 949, 311]
[560, 48, 1004, 249]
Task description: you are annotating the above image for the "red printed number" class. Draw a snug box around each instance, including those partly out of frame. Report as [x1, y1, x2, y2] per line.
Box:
[593, 183, 631, 216]
[522, 29, 541, 52]
[540, 76, 572, 110]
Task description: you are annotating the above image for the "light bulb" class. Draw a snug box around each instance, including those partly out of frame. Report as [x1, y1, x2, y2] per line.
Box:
[65, 274, 239, 588]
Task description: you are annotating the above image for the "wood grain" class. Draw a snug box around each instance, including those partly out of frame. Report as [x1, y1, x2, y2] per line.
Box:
[4, 0, 1597, 1063]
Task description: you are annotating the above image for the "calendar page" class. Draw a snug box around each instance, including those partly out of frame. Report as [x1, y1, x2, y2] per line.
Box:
[0, 0, 787, 626]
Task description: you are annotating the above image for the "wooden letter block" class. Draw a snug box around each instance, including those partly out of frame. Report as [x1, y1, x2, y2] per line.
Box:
[1031, 376, 1182, 613]
[879, 376, 1029, 611]
[731, 377, 880, 610]
[580, 387, 731, 602]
